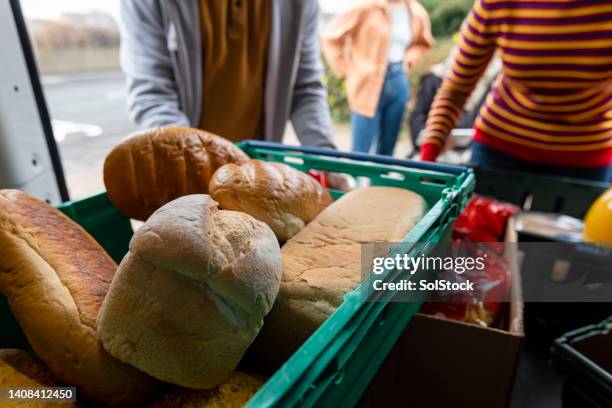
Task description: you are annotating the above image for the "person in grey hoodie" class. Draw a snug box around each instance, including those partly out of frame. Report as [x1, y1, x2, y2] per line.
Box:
[120, 0, 335, 149]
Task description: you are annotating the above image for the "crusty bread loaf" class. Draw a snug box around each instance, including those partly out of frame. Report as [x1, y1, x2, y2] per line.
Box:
[97, 195, 281, 389]
[148, 371, 266, 408]
[0, 349, 81, 408]
[254, 187, 427, 366]
[209, 160, 333, 241]
[104, 127, 249, 221]
[0, 190, 158, 407]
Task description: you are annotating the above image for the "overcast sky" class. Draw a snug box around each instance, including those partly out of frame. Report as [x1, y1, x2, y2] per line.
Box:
[20, 0, 355, 21]
[20, 0, 120, 20]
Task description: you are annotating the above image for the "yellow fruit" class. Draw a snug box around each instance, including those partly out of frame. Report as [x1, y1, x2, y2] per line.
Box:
[583, 188, 612, 244]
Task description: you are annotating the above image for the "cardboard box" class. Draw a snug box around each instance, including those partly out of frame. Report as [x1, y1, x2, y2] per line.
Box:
[359, 220, 524, 408]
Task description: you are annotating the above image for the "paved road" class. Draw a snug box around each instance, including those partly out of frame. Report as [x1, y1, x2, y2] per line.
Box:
[43, 71, 136, 199]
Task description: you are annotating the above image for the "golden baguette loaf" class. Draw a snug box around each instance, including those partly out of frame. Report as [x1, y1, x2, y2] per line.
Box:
[104, 127, 249, 220]
[209, 160, 333, 241]
[0, 190, 158, 407]
[254, 187, 427, 366]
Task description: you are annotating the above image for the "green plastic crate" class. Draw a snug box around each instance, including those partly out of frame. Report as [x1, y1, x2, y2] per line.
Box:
[1, 142, 474, 407]
[59, 192, 132, 264]
[233, 142, 474, 407]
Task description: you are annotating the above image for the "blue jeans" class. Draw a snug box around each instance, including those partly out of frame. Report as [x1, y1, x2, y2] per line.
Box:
[351, 63, 409, 156]
[471, 141, 612, 183]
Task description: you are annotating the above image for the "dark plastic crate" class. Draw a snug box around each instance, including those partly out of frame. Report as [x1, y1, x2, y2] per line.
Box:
[474, 165, 609, 218]
[474, 165, 611, 347]
[551, 317, 612, 408]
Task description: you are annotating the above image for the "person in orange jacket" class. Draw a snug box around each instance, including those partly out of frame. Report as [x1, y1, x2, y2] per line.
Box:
[321, 0, 434, 156]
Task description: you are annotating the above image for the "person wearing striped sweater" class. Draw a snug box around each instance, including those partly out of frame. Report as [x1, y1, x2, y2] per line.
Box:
[421, 0, 612, 182]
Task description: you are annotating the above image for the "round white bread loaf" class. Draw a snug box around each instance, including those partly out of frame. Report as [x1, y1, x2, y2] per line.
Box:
[97, 195, 282, 389]
[209, 160, 333, 241]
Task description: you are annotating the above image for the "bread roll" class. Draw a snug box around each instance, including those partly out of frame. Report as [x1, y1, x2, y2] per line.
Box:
[255, 187, 427, 366]
[104, 127, 249, 221]
[97, 195, 281, 389]
[0, 190, 158, 407]
[0, 349, 80, 408]
[148, 372, 266, 408]
[209, 160, 333, 241]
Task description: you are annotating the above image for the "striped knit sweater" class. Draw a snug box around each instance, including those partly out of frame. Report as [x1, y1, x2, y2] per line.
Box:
[421, 0, 612, 167]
